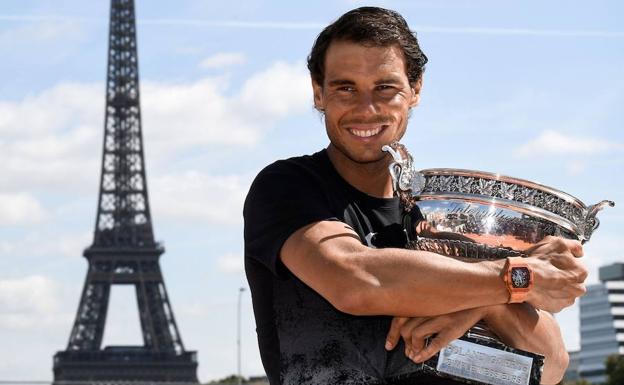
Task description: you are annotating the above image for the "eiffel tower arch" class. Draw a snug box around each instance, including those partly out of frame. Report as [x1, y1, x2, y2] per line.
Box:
[53, 0, 198, 382]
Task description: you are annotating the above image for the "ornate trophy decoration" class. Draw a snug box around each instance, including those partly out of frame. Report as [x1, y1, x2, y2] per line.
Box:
[382, 142, 614, 385]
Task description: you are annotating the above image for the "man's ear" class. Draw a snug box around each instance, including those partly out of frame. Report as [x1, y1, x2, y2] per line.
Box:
[409, 77, 423, 108]
[312, 79, 324, 111]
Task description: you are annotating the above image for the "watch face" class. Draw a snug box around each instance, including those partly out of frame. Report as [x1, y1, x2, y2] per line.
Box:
[511, 267, 530, 288]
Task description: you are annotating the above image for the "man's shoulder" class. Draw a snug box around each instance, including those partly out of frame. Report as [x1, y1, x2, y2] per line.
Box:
[251, 149, 329, 189]
[259, 150, 327, 176]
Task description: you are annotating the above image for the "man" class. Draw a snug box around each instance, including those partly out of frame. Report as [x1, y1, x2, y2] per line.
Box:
[244, 7, 586, 385]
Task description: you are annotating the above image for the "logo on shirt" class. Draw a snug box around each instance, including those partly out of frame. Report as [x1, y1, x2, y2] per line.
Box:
[363, 225, 408, 249]
[364, 232, 378, 248]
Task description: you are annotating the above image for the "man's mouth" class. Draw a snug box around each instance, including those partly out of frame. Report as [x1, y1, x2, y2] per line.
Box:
[348, 125, 387, 138]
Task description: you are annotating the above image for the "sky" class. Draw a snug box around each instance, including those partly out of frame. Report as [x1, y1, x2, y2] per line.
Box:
[0, 0, 623, 382]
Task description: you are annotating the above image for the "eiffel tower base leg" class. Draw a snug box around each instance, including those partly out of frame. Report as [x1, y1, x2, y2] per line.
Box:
[53, 349, 198, 383]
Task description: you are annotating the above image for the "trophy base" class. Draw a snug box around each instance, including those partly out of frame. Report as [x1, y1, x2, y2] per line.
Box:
[385, 335, 543, 385]
[388, 372, 467, 385]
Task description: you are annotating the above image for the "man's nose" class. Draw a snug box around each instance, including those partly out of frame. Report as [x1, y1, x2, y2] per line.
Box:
[353, 91, 379, 115]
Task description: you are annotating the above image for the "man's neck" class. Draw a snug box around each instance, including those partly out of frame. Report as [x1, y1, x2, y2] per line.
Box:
[326, 144, 395, 198]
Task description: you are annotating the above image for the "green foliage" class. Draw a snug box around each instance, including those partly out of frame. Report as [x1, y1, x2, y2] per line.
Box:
[562, 379, 590, 385]
[205, 374, 246, 384]
[606, 354, 624, 385]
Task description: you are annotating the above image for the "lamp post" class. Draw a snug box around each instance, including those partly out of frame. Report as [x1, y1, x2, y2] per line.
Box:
[237, 287, 246, 385]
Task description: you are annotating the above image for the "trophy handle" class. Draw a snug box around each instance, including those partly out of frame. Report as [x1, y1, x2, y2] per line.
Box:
[582, 200, 615, 242]
[382, 142, 420, 193]
[381, 143, 405, 164]
[382, 143, 409, 194]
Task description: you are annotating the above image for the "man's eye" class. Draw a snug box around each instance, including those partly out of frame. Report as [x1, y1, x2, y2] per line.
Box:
[337, 86, 355, 92]
[376, 85, 399, 98]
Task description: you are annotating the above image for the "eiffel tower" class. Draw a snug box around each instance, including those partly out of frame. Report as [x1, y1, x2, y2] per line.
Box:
[53, 0, 198, 382]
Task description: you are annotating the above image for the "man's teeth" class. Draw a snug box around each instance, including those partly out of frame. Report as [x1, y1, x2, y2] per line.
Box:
[350, 127, 382, 138]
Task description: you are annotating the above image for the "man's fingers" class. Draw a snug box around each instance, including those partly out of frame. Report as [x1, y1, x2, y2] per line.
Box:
[402, 318, 441, 362]
[410, 328, 427, 356]
[406, 312, 481, 363]
[385, 317, 408, 350]
[400, 317, 429, 344]
[398, 317, 431, 356]
[413, 332, 451, 363]
[525, 236, 583, 258]
[561, 238, 583, 258]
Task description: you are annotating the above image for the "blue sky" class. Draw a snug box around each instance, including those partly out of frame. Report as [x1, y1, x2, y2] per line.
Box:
[1, 0, 623, 381]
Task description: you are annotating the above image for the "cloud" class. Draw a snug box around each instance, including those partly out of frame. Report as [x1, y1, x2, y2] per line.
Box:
[514, 130, 624, 157]
[0, 61, 310, 194]
[0, 82, 101, 137]
[0, 275, 69, 329]
[0, 82, 102, 193]
[0, 193, 47, 226]
[200, 52, 246, 69]
[217, 253, 244, 273]
[237, 61, 311, 119]
[151, 171, 249, 224]
[32, 231, 92, 258]
[0, 240, 13, 254]
[142, 60, 310, 156]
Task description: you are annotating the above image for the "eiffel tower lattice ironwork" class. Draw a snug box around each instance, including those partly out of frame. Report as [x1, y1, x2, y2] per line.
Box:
[53, 0, 198, 382]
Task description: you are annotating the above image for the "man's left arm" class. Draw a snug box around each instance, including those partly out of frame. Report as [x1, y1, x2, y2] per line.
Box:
[385, 304, 568, 385]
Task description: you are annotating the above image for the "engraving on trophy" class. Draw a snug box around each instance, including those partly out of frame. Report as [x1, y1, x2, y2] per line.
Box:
[437, 339, 533, 385]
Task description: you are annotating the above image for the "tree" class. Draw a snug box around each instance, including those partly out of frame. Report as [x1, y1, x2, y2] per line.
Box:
[562, 379, 590, 385]
[205, 375, 246, 384]
[606, 354, 624, 385]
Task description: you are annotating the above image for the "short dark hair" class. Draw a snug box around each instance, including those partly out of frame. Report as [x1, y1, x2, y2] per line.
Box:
[307, 7, 428, 86]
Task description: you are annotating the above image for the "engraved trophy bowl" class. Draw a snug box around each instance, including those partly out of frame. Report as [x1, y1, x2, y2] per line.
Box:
[382, 142, 614, 385]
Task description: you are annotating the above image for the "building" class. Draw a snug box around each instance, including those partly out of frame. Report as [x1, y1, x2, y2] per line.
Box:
[564, 350, 581, 382]
[578, 263, 624, 383]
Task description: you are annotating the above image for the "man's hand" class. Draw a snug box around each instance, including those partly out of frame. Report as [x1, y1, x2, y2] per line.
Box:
[524, 236, 587, 313]
[385, 307, 489, 363]
[385, 304, 569, 384]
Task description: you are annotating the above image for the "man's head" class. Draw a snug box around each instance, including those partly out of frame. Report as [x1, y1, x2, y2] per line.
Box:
[307, 7, 428, 165]
[307, 7, 428, 88]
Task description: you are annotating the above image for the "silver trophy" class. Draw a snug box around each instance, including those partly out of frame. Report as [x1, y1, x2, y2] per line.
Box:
[382, 142, 614, 385]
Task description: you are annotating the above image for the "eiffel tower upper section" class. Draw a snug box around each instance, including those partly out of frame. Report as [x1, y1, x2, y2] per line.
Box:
[89, 0, 157, 254]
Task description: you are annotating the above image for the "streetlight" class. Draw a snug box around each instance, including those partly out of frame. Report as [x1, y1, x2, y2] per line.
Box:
[237, 287, 246, 385]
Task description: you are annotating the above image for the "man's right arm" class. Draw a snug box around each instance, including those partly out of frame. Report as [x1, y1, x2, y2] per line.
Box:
[280, 220, 587, 317]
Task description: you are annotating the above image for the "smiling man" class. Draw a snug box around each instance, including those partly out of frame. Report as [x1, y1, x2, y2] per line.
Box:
[244, 7, 587, 385]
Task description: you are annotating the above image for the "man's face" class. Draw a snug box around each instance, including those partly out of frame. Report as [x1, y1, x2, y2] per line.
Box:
[313, 40, 421, 165]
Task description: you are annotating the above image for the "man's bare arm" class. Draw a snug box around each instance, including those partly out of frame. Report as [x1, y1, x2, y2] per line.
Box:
[280, 220, 586, 317]
[484, 304, 568, 385]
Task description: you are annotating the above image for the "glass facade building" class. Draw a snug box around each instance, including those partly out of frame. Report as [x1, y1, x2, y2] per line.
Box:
[564, 350, 581, 382]
[578, 263, 624, 384]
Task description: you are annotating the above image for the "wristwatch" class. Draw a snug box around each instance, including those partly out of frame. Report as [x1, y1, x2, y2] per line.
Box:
[503, 257, 533, 303]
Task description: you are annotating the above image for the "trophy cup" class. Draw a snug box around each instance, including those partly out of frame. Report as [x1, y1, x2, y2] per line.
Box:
[382, 142, 614, 385]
